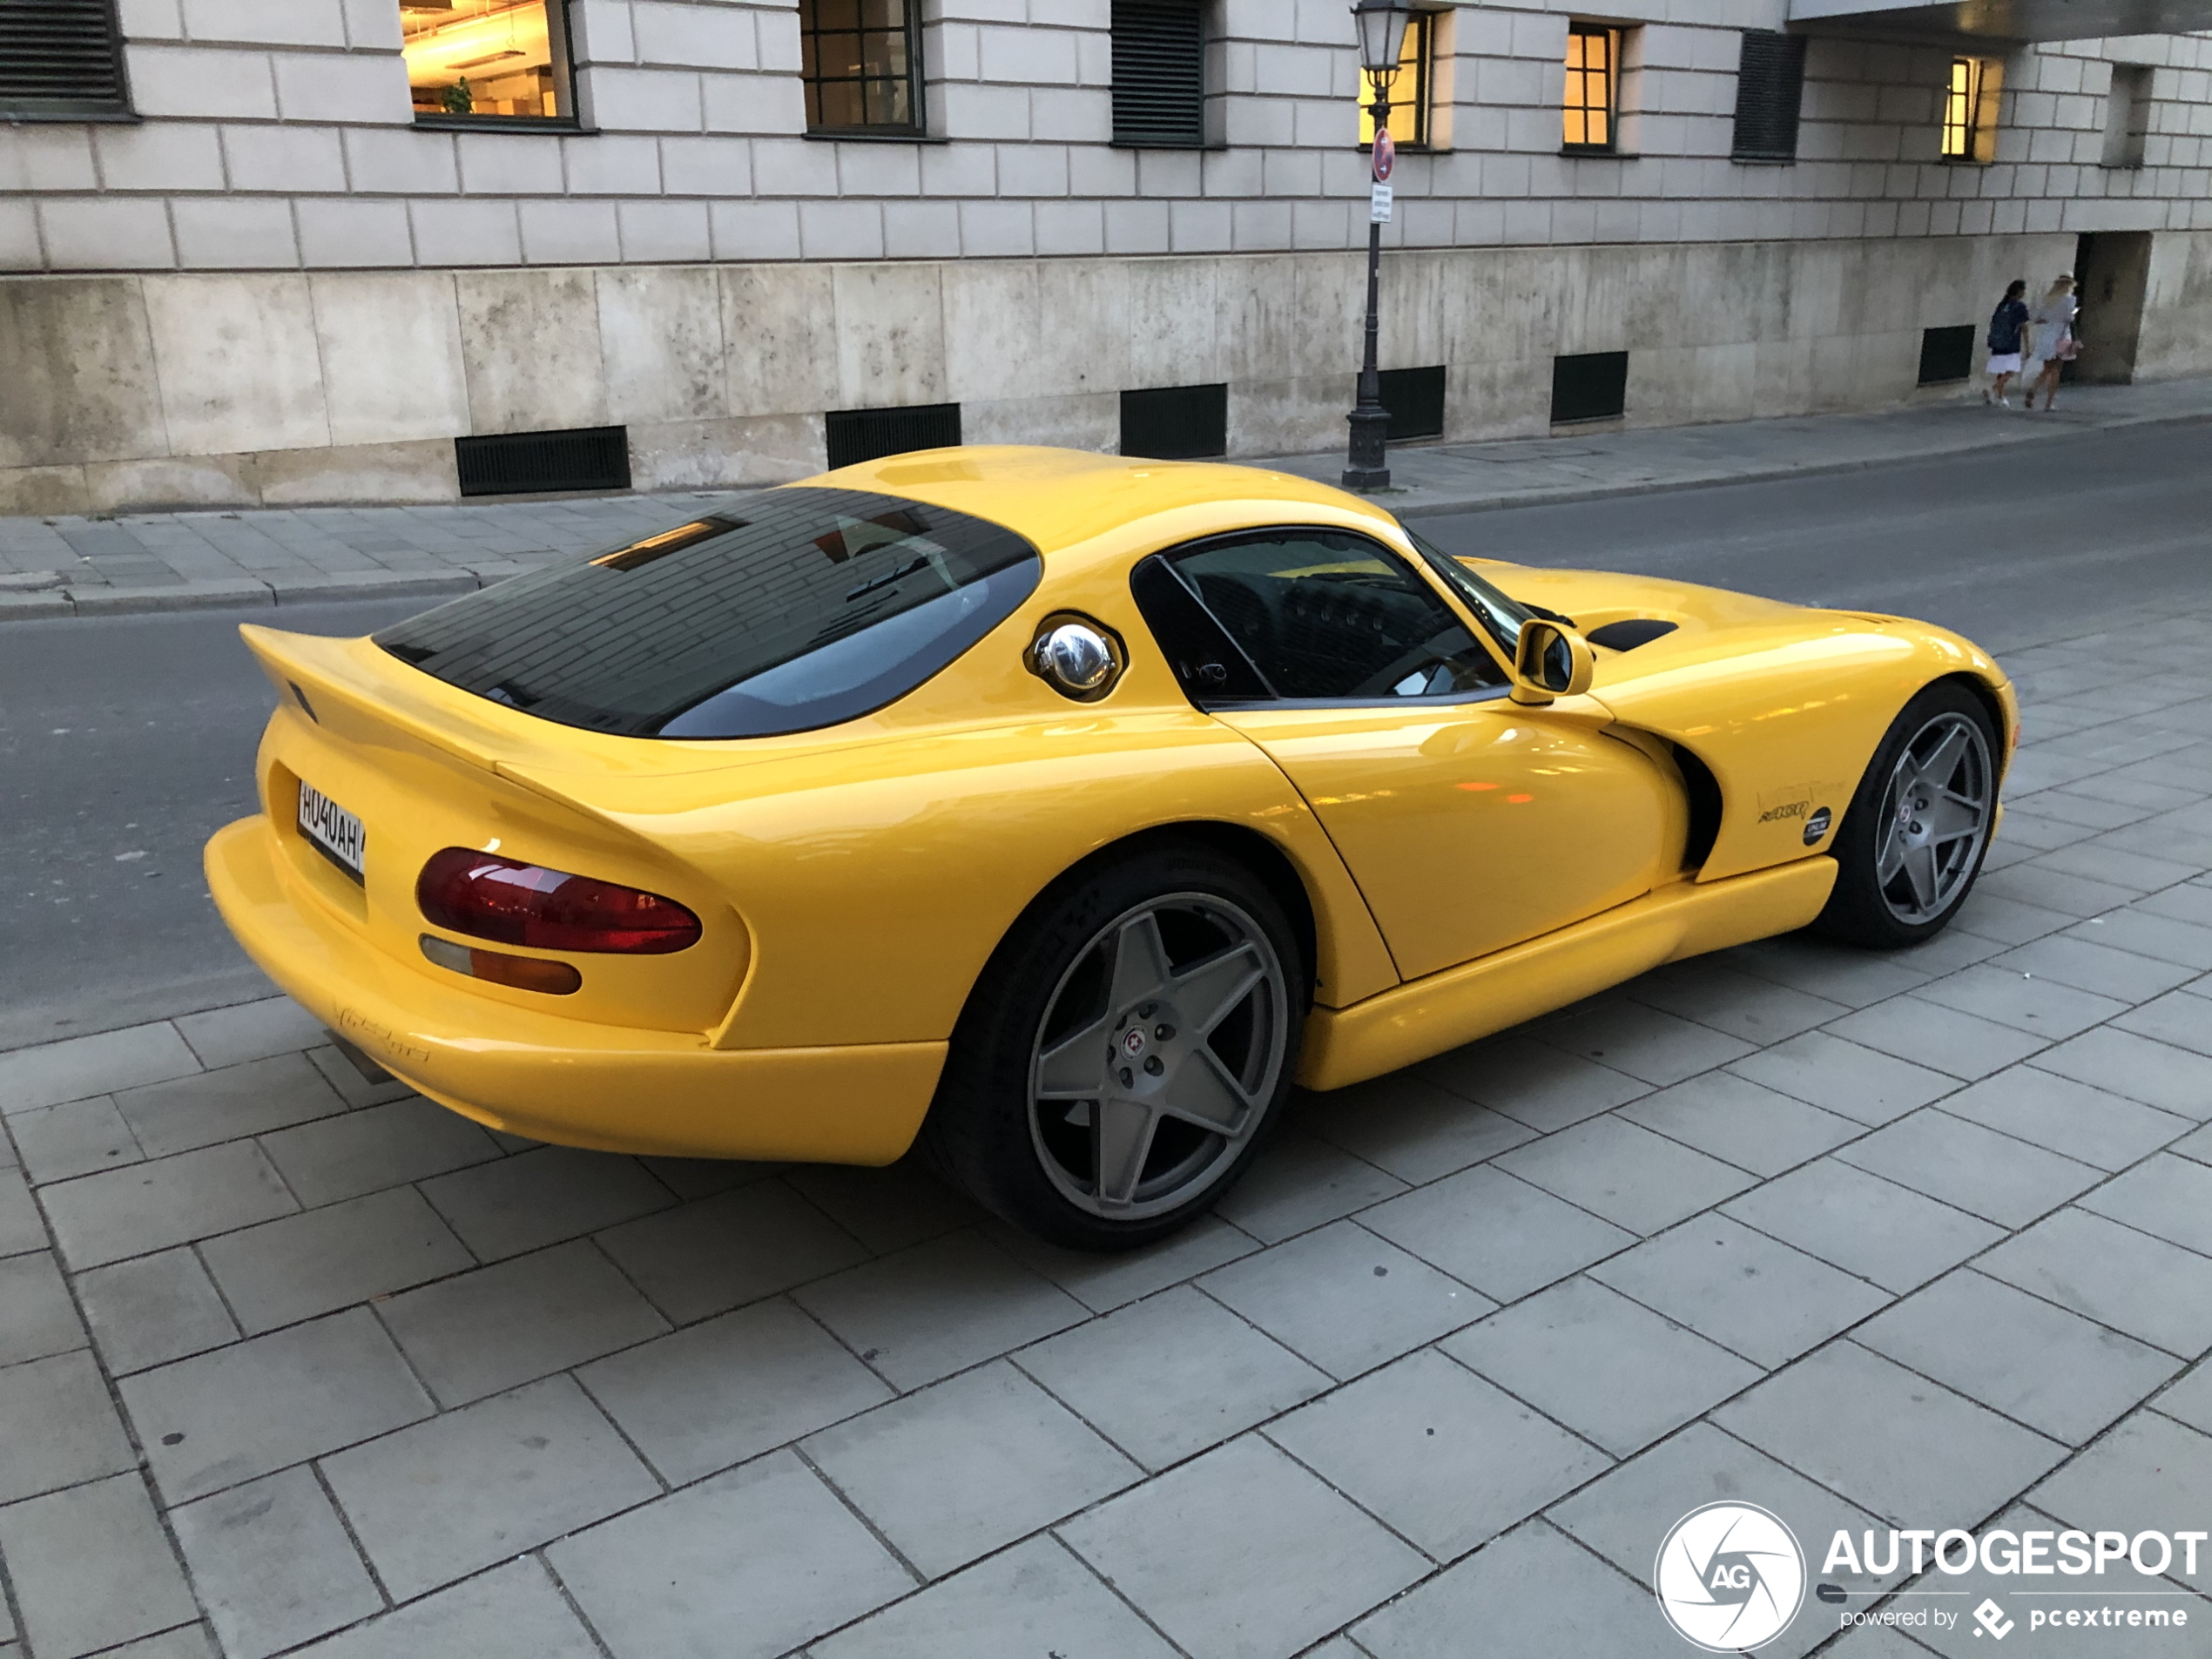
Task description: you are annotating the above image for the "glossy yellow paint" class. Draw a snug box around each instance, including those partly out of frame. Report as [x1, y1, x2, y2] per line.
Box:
[206, 446, 2014, 1164]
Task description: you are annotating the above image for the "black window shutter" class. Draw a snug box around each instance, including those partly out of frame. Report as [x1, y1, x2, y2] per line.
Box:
[0, 0, 130, 118]
[1113, 0, 1204, 147]
[1731, 30, 1806, 161]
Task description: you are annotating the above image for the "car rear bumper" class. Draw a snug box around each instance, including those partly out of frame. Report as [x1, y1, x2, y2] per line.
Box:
[204, 815, 944, 1163]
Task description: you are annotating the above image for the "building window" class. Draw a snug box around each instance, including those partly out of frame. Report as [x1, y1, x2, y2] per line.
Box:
[800, 0, 924, 137]
[2101, 64, 2150, 168]
[1562, 22, 1618, 155]
[1731, 30, 1806, 161]
[1113, 0, 1206, 148]
[1940, 55, 2000, 163]
[0, 0, 131, 121]
[1359, 10, 1432, 150]
[1552, 351, 1628, 424]
[402, 0, 575, 123]
[1123, 385, 1228, 461]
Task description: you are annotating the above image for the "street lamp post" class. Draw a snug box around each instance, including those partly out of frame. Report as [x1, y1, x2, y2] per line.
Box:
[1343, 0, 1414, 493]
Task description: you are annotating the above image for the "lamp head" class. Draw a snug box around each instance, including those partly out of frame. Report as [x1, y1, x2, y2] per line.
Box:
[1351, 0, 1415, 78]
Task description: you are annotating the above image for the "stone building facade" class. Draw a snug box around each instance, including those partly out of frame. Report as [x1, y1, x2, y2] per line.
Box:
[1, 0, 2209, 512]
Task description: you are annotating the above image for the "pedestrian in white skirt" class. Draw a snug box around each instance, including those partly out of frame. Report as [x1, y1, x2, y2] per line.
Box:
[1983, 280, 2031, 408]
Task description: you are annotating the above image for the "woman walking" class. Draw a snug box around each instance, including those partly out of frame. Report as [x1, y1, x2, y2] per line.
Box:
[1984, 280, 2030, 407]
[2025, 273, 2080, 411]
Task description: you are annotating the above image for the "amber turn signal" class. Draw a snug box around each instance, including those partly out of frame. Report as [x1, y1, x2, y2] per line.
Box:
[419, 933, 582, 995]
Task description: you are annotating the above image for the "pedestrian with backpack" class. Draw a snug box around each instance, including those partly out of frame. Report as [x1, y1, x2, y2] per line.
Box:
[1983, 280, 2030, 408]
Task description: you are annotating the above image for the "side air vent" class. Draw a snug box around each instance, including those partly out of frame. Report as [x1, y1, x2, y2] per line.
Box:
[1122, 383, 1228, 460]
[826, 402, 964, 470]
[0, 0, 130, 118]
[455, 426, 631, 498]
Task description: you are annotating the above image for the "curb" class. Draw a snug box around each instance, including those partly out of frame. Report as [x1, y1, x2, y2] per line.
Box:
[1312, 404, 2212, 521]
[0, 568, 500, 624]
[4, 402, 2208, 622]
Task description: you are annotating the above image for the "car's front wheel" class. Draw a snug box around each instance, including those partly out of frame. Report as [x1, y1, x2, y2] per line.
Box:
[1816, 681, 2000, 948]
[926, 843, 1304, 1251]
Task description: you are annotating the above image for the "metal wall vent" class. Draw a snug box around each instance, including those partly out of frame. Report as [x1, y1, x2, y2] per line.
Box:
[1121, 383, 1228, 460]
[1112, 0, 1205, 146]
[455, 426, 631, 498]
[1731, 30, 1807, 162]
[1379, 366, 1447, 442]
[1551, 352, 1629, 425]
[1918, 325, 1977, 385]
[825, 402, 964, 470]
[0, 0, 130, 118]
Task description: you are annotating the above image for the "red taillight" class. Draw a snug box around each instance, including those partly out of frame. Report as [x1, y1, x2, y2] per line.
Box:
[416, 848, 702, 954]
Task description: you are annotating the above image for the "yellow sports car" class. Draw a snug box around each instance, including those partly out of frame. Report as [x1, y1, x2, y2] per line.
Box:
[206, 448, 2015, 1249]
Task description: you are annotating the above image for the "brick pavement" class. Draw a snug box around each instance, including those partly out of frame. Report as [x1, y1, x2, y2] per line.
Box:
[4, 376, 2209, 624]
[3, 612, 2212, 1657]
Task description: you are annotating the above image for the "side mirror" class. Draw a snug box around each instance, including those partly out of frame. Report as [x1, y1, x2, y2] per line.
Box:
[1508, 621, 1595, 706]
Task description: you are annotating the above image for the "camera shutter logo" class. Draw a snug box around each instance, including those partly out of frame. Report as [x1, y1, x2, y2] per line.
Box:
[1655, 1502, 1807, 1651]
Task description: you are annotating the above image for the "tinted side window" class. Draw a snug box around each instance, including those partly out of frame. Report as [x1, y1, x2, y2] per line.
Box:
[1164, 532, 1507, 701]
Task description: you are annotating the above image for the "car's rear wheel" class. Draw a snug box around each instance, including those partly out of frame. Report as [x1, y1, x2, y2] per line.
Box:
[926, 843, 1304, 1251]
[1816, 681, 1999, 948]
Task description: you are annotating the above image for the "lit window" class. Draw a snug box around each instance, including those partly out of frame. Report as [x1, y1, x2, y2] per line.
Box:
[401, 0, 573, 122]
[1562, 22, 1618, 154]
[1359, 10, 1432, 150]
[1941, 55, 2000, 162]
[800, 0, 925, 136]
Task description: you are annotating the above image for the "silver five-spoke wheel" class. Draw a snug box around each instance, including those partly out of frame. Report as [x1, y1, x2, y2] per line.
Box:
[1028, 894, 1290, 1221]
[1874, 711, 1993, 926]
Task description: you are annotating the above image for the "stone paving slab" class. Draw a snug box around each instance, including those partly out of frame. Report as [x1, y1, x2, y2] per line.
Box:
[5, 611, 2212, 1656]
[4, 378, 2210, 624]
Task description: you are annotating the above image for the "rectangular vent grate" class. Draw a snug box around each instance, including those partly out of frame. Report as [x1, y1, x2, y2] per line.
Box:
[1112, 0, 1204, 147]
[825, 402, 963, 470]
[1731, 30, 1807, 161]
[1378, 365, 1447, 442]
[1919, 324, 1977, 385]
[455, 426, 631, 498]
[1121, 383, 1227, 460]
[1551, 352, 1629, 424]
[0, 0, 129, 118]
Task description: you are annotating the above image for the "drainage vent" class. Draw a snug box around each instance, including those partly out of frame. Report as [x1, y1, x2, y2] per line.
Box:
[826, 403, 964, 471]
[455, 426, 631, 498]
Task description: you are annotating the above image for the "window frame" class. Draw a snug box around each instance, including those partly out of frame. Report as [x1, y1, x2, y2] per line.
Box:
[1561, 20, 1620, 158]
[2100, 62, 2150, 169]
[1359, 8, 1433, 153]
[1130, 526, 1519, 714]
[403, 0, 583, 132]
[799, 0, 928, 141]
[0, 0, 134, 123]
[1940, 53, 2001, 165]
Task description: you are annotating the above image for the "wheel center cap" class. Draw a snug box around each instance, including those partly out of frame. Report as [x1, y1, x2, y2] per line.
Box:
[1121, 1027, 1148, 1060]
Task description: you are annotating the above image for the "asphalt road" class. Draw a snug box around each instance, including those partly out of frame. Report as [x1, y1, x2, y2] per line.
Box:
[3, 420, 2206, 1046]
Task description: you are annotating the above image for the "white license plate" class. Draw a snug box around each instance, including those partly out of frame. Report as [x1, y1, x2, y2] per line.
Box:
[297, 780, 366, 883]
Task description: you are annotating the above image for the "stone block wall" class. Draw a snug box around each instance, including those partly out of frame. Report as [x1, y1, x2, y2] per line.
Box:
[0, 231, 2086, 513]
[0, 3, 2208, 274]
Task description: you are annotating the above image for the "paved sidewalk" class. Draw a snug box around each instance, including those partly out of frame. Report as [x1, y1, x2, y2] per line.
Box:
[4, 611, 2212, 1657]
[5, 376, 2209, 624]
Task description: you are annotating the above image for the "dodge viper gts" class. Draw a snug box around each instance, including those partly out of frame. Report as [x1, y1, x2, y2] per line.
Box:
[206, 447, 2013, 1248]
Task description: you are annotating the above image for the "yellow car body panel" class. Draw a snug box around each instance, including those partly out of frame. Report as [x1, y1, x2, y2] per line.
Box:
[205, 447, 2014, 1161]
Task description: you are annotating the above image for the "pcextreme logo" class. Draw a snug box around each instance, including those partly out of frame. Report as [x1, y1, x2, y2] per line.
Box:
[1654, 1503, 1807, 1651]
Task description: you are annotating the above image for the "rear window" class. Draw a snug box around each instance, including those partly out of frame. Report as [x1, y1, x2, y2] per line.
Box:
[375, 489, 1042, 738]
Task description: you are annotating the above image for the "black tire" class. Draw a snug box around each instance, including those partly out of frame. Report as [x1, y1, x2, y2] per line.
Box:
[1815, 680, 2000, 949]
[925, 841, 1305, 1251]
